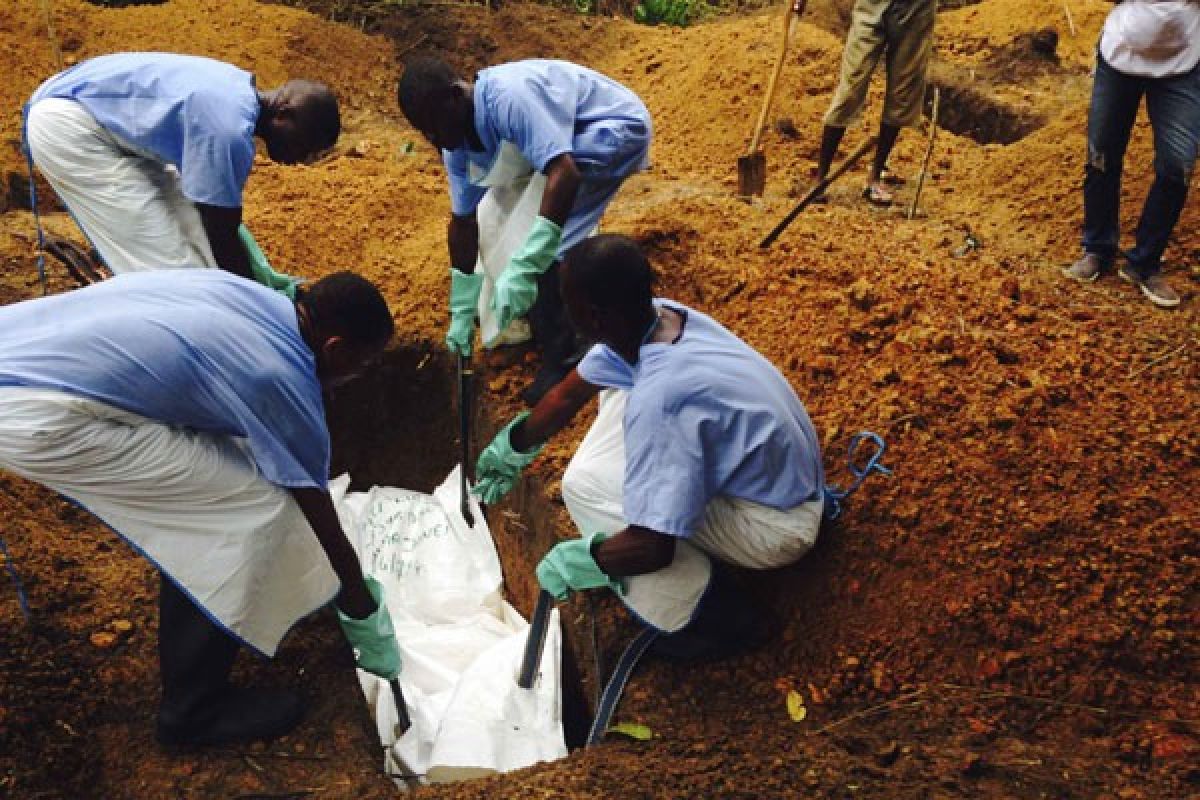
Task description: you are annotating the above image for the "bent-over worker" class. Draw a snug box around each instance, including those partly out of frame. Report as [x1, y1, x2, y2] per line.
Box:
[473, 235, 825, 658]
[0, 270, 400, 745]
[24, 52, 339, 285]
[397, 57, 652, 404]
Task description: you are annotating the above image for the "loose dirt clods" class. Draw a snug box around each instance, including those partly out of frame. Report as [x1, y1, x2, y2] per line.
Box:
[0, 0, 1197, 798]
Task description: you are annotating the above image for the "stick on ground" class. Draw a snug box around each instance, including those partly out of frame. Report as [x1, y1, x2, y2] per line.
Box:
[907, 86, 941, 221]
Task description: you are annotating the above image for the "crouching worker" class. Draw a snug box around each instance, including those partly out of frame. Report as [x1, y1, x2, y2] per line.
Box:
[24, 52, 339, 284]
[0, 270, 401, 745]
[397, 57, 652, 404]
[473, 235, 825, 659]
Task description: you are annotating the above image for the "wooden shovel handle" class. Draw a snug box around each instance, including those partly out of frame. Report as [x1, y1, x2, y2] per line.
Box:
[747, 0, 799, 155]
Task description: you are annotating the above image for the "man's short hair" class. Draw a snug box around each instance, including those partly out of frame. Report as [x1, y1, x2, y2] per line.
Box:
[289, 80, 340, 152]
[302, 272, 393, 348]
[397, 57, 460, 125]
[563, 234, 655, 315]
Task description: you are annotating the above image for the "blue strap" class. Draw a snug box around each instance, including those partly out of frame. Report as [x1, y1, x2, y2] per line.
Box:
[823, 431, 892, 522]
[21, 104, 48, 297]
[586, 626, 659, 747]
[0, 535, 32, 622]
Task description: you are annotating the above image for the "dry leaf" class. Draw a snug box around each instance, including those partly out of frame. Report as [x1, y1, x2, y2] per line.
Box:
[786, 690, 807, 722]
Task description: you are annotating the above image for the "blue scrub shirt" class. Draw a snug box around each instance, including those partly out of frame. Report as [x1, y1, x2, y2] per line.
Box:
[577, 300, 824, 538]
[0, 271, 329, 489]
[30, 52, 260, 209]
[443, 59, 652, 217]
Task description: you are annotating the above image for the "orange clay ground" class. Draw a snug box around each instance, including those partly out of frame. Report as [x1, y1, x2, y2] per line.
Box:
[0, 0, 1196, 797]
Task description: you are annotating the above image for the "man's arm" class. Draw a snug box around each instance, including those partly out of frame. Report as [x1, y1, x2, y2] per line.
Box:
[538, 153, 583, 227]
[289, 486, 375, 618]
[196, 203, 253, 279]
[593, 525, 676, 576]
[448, 211, 480, 274]
[510, 368, 598, 451]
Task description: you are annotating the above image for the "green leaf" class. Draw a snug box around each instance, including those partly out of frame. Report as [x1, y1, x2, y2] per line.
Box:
[609, 722, 654, 741]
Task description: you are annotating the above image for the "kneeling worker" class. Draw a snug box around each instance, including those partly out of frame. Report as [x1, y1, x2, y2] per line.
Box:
[398, 57, 652, 403]
[473, 235, 825, 655]
[25, 52, 340, 283]
[0, 270, 400, 745]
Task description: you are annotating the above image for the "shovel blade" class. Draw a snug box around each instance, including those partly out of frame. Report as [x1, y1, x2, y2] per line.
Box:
[737, 152, 767, 197]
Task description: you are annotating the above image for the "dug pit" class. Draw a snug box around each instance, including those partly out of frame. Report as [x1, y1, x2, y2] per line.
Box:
[325, 344, 594, 750]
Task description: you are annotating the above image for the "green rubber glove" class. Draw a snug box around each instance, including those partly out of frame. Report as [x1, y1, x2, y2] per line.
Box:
[536, 534, 623, 601]
[336, 575, 402, 680]
[446, 268, 484, 357]
[490, 215, 563, 339]
[239, 224, 301, 299]
[473, 411, 544, 505]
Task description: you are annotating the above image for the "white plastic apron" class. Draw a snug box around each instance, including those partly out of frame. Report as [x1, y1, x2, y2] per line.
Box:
[0, 387, 338, 656]
[472, 141, 540, 346]
[560, 390, 713, 633]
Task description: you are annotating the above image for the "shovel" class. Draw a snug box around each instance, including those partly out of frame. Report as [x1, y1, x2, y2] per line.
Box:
[517, 589, 555, 689]
[458, 354, 475, 527]
[738, 0, 805, 197]
[389, 677, 412, 736]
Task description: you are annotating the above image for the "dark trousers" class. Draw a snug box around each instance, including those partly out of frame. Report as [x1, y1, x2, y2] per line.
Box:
[1082, 54, 1200, 277]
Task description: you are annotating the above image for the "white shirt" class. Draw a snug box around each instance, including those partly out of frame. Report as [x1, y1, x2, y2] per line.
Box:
[1100, 0, 1200, 78]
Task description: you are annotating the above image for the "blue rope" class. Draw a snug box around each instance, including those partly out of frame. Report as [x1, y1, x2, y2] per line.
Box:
[21, 104, 48, 297]
[0, 535, 32, 622]
[823, 431, 892, 522]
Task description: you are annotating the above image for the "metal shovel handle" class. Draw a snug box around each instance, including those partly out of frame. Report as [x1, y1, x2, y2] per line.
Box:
[389, 677, 411, 736]
[458, 353, 475, 527]
[518, 590, 555, 689]
[759, 135, 877, 248]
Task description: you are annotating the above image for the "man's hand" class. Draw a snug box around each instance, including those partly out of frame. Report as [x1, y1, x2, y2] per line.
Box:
[536, 534, 623, 601]
[446, 268, 484, 356]
[196, 203, 252, 279]
[490, 215, 562, 338]
[473, 411, 544, 504]
[336, 575, 402, 679]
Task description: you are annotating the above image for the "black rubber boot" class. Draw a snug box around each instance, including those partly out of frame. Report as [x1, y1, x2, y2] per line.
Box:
[520, 261, 583, 406]
[647, 564, 770, 664]
[155, 575, 303, 747]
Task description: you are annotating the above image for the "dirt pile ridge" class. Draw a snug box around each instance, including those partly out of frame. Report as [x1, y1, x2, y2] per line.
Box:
[1, 0, 1197, 798]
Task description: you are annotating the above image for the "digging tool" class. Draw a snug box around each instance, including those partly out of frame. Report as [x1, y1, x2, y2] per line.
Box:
[737, 0, 805, 197]
[389, 678, 412, 736]
[518, 589, 554, 689]
[458, 354, 475, 527]
[907, 87, 940, 221]
[759, 135, 877, 248]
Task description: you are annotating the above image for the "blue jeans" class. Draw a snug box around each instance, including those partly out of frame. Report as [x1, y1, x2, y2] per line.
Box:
[1082, 54, 1200, 278]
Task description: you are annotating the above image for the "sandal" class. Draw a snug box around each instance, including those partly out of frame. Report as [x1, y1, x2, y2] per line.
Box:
[862, 182, 894, 207]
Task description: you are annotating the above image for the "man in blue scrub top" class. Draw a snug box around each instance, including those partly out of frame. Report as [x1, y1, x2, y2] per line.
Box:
[25, 52, 340, 281]
[472, 235, 826, 659]
[0, 270, 401, 746]
[398, 57, 652, 403]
